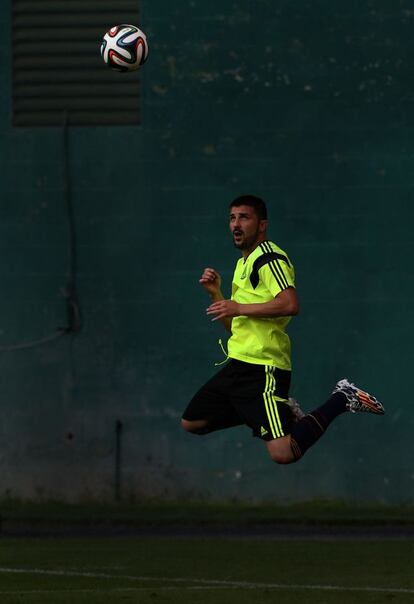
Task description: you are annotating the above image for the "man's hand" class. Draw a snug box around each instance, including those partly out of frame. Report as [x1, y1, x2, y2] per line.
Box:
[206, 299, 240, 321]
[200, 268, 232, 331]
[199, 268, 222, 297]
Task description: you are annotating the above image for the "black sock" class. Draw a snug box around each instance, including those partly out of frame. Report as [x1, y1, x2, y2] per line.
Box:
[290, 392, 348, 460]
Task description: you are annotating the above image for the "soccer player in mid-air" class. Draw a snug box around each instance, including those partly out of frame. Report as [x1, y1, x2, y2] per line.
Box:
[181, 195, 384, 464]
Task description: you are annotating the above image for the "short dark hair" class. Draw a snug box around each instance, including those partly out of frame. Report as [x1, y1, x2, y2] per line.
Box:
[229, 195, 267, 220]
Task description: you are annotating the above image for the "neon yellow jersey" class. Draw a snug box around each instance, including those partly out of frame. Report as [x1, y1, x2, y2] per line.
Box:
[227, 240, 295, 369]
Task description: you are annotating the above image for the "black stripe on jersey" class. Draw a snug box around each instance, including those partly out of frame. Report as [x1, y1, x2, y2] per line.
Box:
[250, 250, 284, 290]
[249, 243, 290, 290]
[264, 241, 291, 287]
[262, 241, 290, 290]
[252, 241, 290, 290]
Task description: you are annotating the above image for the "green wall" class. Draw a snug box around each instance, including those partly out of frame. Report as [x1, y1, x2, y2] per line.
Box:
[0, 1, 412, 502]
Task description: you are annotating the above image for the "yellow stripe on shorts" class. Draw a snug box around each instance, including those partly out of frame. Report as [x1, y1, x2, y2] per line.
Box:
[262, 367, 277, 438]
[263, 366, 284, 438]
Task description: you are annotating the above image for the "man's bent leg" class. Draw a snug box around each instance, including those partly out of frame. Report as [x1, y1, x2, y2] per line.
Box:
[264, 388, 350, 464]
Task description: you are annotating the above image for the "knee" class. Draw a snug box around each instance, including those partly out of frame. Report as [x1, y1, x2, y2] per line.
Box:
[181, 418, 195, 433]
[269, 450, 295, 465]
[181, 418, 208, 435]
[266, 437, 296, 465]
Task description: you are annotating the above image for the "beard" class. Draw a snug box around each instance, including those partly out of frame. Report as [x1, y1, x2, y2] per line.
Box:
[232, 226, 261, 251]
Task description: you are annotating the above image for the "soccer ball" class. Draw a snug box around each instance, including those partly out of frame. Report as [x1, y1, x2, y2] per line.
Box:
[100, 24, 149, 72]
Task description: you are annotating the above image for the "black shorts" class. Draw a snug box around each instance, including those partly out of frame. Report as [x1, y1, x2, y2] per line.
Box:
[182, 359, 294, 441]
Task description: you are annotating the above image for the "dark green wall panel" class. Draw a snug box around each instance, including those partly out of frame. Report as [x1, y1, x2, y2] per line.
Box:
[0, 0, 412, 502]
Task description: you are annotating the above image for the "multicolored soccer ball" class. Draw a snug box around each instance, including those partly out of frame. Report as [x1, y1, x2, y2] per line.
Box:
[100, 24, 149, 72]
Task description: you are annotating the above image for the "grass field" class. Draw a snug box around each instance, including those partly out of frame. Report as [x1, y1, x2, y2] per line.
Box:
[0, 536, 412, 603]
[0, 501, 412, 603]
[2, 499, 414, 530]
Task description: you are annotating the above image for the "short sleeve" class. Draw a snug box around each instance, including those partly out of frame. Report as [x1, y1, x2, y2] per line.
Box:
[258, 254, 295, 298]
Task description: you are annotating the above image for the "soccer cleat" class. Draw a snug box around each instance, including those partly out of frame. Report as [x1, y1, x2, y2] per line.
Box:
[333, 378, 385, 415]
[287, 397, 306, 421]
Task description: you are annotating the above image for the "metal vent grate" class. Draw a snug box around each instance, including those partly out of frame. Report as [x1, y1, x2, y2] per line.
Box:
[12, 0, 144, 126]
